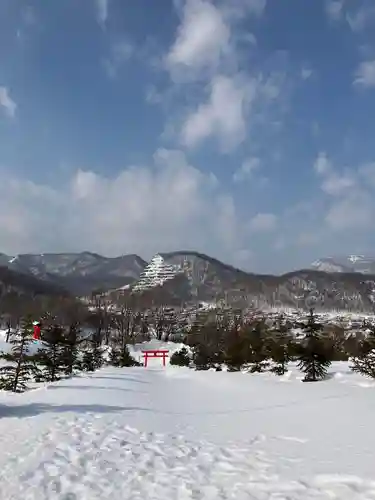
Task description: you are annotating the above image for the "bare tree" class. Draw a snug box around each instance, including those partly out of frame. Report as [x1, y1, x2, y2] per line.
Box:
[86, 292, 112, 347]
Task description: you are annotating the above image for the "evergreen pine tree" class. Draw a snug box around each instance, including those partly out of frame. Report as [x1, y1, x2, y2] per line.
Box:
[350, 327, 375, 379]
[81, 349, 96, 372]
[170, 347, 191, 367]
[36, 324, 66, 382]
[351, 350, 375, 379]
[192, 342, 213, 370]
[109, 344, 139, 367]
[269, 316, 293, 375]
[82, 342, 104, 372]
[248, 320, 270, 373]
[0, 316, 40, 392]
[224, 328, 251, 371]
[93, 344, 104, 369]
[109, 332, 139, 367]
[117, 345, 139, 367]
[297, 308, 332, 382]
[109, 345, 121, 367]
[361, 326, 375, 354]
[61, 323, 82, 376]
[191, 321, 222, 370]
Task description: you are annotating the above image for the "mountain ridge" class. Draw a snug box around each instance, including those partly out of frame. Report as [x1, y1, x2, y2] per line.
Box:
[121, 252, 375, 312]
[2, 250, 375, 311]
[0, 265, 70, 309]
[3, 252, 147, 295]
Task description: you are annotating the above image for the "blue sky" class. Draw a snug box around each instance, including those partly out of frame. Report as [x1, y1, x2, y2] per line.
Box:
[1, 0, 375, 273]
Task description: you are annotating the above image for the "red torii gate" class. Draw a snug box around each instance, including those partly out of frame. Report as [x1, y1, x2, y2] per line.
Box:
[142, 349, 169, 367]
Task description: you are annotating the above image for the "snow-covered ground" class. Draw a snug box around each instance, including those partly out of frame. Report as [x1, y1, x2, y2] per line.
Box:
[1, 356, 375, 499]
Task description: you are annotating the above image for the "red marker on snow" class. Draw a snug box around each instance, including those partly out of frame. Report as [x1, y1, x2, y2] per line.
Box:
[32, 321, 41, 340]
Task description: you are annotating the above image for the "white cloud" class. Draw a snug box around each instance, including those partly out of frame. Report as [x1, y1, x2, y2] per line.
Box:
[354, 60, 375, 88]
[311, 153, 375, 232]
[325, 0, 345, 22]
[180, 74, 257, 150]
[72, 171, 98, 200]
[96, 0, 108, 26]
[0, 149, 250, 265]
[103, 40, 133, 78]
[296, 231, 320, 247]
[321, 173, 356, 196]
[358, 162, 375, 187]
[162, 0, 284, 152]
[346, 4, 375, 32]
[166, 0, 265, 81]
[166, 0, 230, 81]
[233, 157, 260, 182]
[325, 1, 375, 31]
[259, 72, 283, 100]
[325, 193, 373, 230]
[0, 87, 16, 118]
[233, 248, 254, 266]
[177, 70, 282, 150]
[301, 67, 313, 80]
[239, 32, 257, 45]
[313, 152, 332, 175]
[314, 152, 356, 196]
[249, 212, 277, 232]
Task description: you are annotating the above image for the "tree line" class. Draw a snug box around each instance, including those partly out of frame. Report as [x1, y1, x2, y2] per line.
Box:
[0, 312, 142, 393]
[0, 290, 187, 394]
[171, 308, 375, 382]
[2, 288, 375, 390]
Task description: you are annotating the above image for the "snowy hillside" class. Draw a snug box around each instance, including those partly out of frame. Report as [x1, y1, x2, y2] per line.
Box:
[311, 255, 375, 274]
[0, 354, 375, 498]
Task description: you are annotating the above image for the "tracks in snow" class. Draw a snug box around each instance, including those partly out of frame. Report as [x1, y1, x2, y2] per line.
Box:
[1, 412, 375, 500]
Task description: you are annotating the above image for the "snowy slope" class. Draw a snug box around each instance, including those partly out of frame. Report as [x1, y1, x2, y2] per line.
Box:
[311, 255, 375, 274]
[0, 360, 375, 498]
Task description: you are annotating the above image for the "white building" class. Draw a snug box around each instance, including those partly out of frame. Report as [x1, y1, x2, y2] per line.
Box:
[132, 254, 179, 292]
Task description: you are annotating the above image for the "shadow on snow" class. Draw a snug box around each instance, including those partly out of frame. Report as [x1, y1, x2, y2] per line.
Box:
[46, 385, 145, 393]
[0, 403, 153, 419]
[89, 376, 150, 384]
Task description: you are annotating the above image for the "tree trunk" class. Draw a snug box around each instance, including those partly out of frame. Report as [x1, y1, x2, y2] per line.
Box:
[5, 320, 11, 343]
[13, 336, 26, 392]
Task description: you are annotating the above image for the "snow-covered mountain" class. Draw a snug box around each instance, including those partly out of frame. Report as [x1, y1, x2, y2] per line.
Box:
[0, 265, 69, 301]
[125, 252, 375, 312]
[4, 250, 375, 310]
[2, 252, 147, 295]
[6, 252, 145, 279]
[311, 255, 375, 274]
